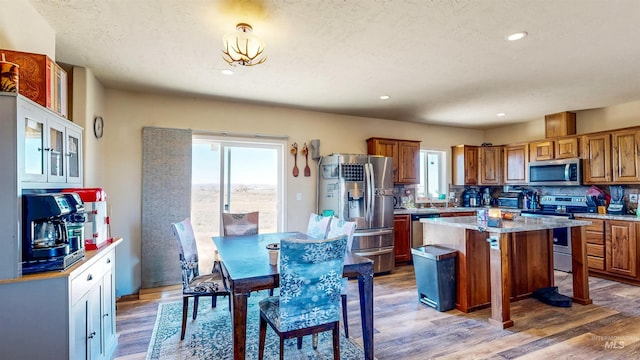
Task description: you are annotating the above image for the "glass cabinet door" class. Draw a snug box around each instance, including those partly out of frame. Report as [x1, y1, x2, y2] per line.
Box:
[66, 127, 82, 183]
[23, 116, 46, 181]
[48, 119, 66, 182]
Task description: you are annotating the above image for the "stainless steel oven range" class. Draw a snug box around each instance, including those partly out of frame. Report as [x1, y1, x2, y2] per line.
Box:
[520, 195, 588, 272]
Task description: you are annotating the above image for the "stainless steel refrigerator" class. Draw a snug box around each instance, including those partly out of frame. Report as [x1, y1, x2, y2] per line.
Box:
[317, 154, 394, 273]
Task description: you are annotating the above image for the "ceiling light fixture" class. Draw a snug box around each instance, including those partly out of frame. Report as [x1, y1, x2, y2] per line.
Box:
[222, 23, 266, 66]
[496, 113, 506, 117]
[506, 32, 528, 41]
[221, 69, 234, 75]
[379, 95, 390, 100]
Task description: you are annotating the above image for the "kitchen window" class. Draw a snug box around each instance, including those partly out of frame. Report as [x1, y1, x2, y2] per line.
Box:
[418, 150, 446, 198]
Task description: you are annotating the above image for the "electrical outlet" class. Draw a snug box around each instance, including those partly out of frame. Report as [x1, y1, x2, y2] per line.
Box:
[630, 193, 638, 203]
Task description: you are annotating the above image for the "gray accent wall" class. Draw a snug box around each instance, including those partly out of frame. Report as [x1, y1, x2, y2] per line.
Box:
[141, 127, 192, 288]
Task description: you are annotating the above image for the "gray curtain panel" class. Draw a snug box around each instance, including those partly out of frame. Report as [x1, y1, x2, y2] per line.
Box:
[141, 127, 192, 288]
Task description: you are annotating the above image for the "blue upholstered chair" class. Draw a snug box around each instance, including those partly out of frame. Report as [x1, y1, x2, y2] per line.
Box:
[327, 218, 357, 338]
[171, 218, 229, 340]
[306, 213, 332, 239]
[258, 235, 348, 360]
[221, 211, 259, 236]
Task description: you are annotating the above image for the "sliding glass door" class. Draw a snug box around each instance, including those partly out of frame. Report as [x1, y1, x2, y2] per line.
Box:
[191, 135, 285, 271]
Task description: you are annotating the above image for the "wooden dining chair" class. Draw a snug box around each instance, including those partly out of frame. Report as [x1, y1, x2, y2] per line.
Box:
[258, 235, 348, 360]
[171, 218, 229, 340]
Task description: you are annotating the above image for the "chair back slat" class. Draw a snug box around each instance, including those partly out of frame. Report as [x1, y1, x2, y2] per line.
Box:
[278, 236, 347, 331]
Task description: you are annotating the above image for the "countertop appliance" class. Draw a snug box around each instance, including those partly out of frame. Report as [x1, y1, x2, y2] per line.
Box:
[496, 192, 523, 209]
[318, 154, 394, 273]
[21, 192, 86, 274]
[608, 185, 626, 215]
[528, 158, 582, 186]
[520, 194, 588, 272]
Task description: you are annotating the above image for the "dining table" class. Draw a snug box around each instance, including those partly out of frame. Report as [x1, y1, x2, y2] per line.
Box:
[213, 231, 375, 360]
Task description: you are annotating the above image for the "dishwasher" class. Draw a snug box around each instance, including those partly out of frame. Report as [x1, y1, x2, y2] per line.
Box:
[411, 212, 440, 249]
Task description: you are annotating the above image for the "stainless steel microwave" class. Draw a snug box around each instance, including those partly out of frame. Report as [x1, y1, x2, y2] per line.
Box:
[528, 158, 582, 186]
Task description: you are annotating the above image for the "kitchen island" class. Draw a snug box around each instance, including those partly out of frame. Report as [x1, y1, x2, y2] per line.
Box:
[420, 215, 591, 328]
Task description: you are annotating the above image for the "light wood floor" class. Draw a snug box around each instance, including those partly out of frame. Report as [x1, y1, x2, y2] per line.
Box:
[114, 265, 640, 359]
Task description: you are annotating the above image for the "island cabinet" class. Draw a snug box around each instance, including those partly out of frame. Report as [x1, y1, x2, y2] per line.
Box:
[367, 137, 420, 184]
[422, 225, 552, 313]
[451, 145, 478, 185]
[478, 146, 502, 185]
[503, 143, 528, 185]
[0, 240, 121, 360]
[393, 214, 411, 264]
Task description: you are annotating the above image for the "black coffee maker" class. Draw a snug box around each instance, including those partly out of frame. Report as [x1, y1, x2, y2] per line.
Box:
[22, 193, 86, 274]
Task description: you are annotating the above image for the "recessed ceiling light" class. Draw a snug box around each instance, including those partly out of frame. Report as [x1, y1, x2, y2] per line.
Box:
[496, 113, 506, 117]
[379, 95, 390, 100]
[221, 69, 234, 75]
[506, 32, 528, 41]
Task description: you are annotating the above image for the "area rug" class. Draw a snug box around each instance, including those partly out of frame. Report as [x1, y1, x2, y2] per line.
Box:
[146, 294, 366, 359]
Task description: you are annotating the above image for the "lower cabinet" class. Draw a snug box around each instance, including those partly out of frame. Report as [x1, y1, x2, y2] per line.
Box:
[0, 241, 119, 360]
[577, 218, 640, 283]
[70, 249, 117, 360]
[393, 214, 411, 264]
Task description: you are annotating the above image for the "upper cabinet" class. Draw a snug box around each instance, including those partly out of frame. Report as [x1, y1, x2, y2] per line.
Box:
[367, 137, 420, 184]
[582, 129, 640, 184]
[451, 145, 478, 185]
[14, 94, 83, 187]
[529, 137, 579, 162]
[611, 129, 640, 183]
[503, 143, 528, 185]
[478, 146, 502, 185]
[545, 111, 576, 138]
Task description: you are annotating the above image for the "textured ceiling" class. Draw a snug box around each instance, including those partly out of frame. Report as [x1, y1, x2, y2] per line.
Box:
[28, 0, 640, 129]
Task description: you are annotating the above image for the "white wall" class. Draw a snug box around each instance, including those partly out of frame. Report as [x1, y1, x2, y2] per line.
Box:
[0, 0, 55, 58]
[103, 89, 484, 295]
[485, 100, 640, 144]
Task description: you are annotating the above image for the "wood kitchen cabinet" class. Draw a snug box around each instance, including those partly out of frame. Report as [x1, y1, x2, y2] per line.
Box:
[478, 146, 502, 185]
[529, 137, 579, 162]
[367, 137, 420, 184]
[582, 128, 640, 184]
[612, 129, 640, 183]
[582, 133, 612, 184]
[393, 214, 411, 264]
[545, 111, 576, 138]
[606, 220, 638, 279]
[451, 145, 478, 185]
[529, 141, 554, 162]
[576, 217, 640, 284]
[503, 143, 528, 185]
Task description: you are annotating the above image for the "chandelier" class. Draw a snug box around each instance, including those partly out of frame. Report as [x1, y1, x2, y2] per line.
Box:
[222, 23, 266, 66]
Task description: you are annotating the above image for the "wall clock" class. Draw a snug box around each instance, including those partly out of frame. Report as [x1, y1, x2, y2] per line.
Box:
[94, 116, 104, 138]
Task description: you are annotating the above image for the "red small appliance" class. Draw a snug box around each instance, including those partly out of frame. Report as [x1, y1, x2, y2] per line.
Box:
[62, 188, 111, 250]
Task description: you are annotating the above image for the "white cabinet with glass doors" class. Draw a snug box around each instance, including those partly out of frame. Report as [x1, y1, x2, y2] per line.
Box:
[18, 95, 82, 186]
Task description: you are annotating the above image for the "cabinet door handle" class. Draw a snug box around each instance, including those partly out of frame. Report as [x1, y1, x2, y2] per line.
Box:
[87, 331, 96, 339]
[103, 313, 109, 318]
[87, 274, 93, 281]
[106, 258, 111, 264]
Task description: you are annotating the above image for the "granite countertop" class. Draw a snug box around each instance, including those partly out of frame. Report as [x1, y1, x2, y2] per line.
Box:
[420, 215, 591, 234]
[394, 207, 521, 215]
[572, 212, 640, 222]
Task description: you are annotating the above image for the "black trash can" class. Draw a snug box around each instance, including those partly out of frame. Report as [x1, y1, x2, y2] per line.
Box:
[411, 245, 457, 311]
